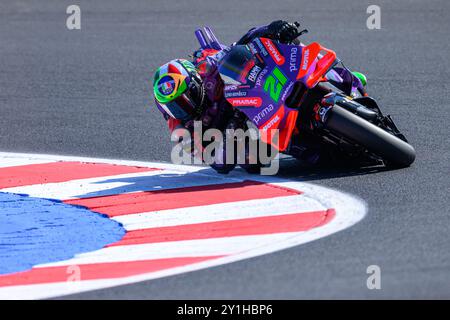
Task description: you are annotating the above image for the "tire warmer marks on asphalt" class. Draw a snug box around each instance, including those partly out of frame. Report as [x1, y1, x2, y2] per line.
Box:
[0, 152, 366, 299]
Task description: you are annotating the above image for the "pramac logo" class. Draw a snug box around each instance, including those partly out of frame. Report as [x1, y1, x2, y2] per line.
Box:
[227, 97, 263, 107]
[261, 38, 285, 66]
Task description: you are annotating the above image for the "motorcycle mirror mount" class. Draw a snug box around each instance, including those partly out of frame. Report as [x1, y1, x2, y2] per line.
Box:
[297, 29, 308, 37]
[289, 29, 308, 45]
[292, 21, 308, 37]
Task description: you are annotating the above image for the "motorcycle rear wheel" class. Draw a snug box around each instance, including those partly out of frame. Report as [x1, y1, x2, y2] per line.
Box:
[324, 105, 416, 167]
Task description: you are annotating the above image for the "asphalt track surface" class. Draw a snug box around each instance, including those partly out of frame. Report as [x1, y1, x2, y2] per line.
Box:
[0, 0, 449, 299]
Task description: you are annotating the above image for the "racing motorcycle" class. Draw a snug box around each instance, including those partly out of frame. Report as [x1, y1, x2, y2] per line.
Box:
[195, 26, 416, 168]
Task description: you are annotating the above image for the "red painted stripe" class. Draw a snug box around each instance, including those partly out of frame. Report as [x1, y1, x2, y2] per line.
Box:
[109, 209, 335, 246]
[0, 256, 222, 287]
[64, 181, 302, 217]
[0, 162, 158, 188]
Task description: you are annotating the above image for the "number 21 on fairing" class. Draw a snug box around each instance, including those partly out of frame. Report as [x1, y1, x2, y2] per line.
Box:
[264, 67, 287, 103]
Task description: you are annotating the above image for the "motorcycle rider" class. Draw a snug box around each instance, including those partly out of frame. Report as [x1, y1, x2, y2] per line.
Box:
[152, 20, 303, 173]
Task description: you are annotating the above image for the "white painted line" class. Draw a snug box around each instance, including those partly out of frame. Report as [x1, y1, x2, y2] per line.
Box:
[0, 157, 56, 168]
[2, 169, 240, 200]
[114, 195, 325, 231]
[35, 233, 298, 267]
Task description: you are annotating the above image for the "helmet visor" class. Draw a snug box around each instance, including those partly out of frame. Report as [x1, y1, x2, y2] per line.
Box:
[159, 92, 197, 121]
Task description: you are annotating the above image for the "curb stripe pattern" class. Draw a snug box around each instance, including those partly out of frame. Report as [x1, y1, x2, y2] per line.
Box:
[63, 181, 301, 217]
[0, 161, 158, 188]
[110, 210, 335, 246]
[0, 152, 366, 299]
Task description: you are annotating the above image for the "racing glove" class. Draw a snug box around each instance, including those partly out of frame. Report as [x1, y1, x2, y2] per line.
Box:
[267, 20, 301, 43]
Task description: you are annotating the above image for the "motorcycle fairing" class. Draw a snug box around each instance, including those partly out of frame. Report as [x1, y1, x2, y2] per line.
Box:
[218, 37, 336, 151]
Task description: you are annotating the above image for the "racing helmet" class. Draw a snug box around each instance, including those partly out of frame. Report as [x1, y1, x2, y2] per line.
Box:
[153, 59, 204, 121]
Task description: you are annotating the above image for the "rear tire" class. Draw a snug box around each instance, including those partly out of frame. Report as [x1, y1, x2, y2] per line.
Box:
[324, 105, 416, 167]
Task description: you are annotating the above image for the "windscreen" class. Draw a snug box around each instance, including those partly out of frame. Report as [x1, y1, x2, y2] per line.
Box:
[218, 45, 256, 85]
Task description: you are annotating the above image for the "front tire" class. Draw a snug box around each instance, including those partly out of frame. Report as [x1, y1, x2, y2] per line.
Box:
[324, 105, 416, 167]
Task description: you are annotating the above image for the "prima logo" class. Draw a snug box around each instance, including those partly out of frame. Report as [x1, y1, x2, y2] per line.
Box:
[255, 68, 269, 87]
[253, 104, 274, 125]
[290, 47, 298, 72]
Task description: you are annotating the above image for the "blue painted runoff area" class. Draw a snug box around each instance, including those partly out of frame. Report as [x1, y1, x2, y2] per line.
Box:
[0, 192, 126, 275]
